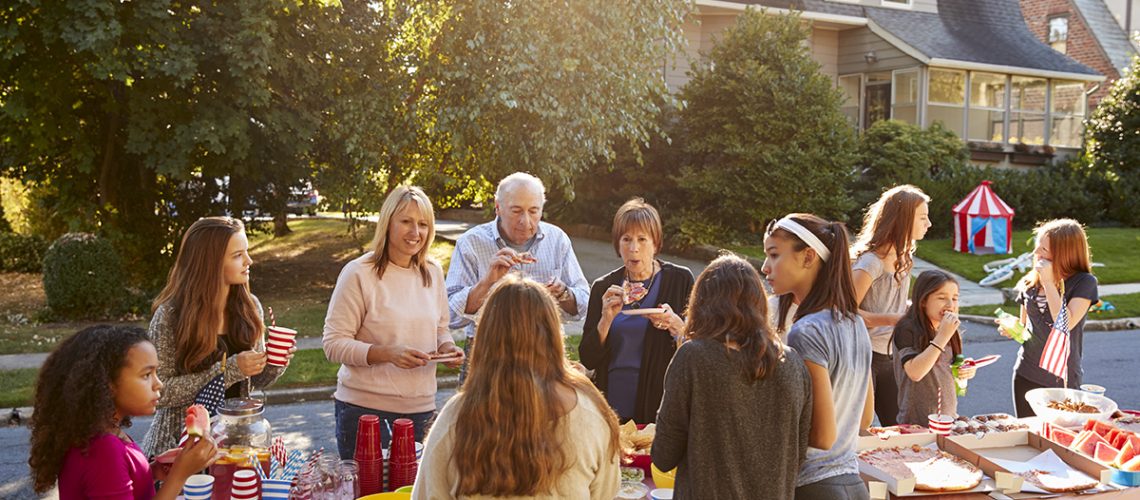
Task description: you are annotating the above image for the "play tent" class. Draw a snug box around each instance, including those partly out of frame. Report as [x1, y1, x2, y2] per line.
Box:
[952, 180, 1015, 254]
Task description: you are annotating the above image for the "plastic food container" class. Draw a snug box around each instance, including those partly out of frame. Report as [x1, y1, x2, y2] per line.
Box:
[1025, 387, 1117, 428]
[616, 481, 649, 499]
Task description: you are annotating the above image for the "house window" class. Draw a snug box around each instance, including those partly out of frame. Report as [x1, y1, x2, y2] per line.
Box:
[967, 72, 1007, 143]
[1048, 16, 1069, 53]
[838, 75, 862, 128]
[926, 68, 966, 137]
[1011, 76, 1047, 145]
[882, 0, 913, 7]
[1050, 80, 1086, 147]
[892, 69, 919, 124]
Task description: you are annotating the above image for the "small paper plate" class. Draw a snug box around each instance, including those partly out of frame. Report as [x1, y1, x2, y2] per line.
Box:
[621, 307, 666, 316]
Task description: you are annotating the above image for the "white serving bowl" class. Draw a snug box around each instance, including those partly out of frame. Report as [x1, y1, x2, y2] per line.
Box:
[1026, 387, 1117, 428]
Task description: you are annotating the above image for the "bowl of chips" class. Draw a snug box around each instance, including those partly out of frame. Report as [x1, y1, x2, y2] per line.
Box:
[620, 421, 656, 476]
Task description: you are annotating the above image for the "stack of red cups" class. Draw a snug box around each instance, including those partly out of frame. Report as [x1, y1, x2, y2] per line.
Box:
[354, 415, 384, 495]
[229, 469, 260, 500]
[387, 418, 418, 490]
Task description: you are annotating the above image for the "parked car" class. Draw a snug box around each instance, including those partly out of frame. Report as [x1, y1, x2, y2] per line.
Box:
[287, 184, 320, 216]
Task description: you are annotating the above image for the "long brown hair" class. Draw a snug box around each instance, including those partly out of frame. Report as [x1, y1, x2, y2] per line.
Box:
[852, 185, 930, 283]
[1017, 219, 1092, 291]
[766, 214, 859, 330]
[153, 217, 262, 374]
[685, 254, 784, 381]
[451, 275, 620, 496]
[893, 270, 962, 358]
[365, 185, 436, 286]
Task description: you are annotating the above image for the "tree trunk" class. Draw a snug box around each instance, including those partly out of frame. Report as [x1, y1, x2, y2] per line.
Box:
[273, 211, 291, 236]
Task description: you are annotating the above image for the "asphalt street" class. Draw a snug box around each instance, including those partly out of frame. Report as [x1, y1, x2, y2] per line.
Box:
[1, 325, 1136, 499]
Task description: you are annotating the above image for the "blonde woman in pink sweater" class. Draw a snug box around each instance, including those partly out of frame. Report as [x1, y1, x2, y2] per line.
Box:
[323, 186, 464, 459]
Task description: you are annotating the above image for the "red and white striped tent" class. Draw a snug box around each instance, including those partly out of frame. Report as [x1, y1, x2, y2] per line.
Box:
[953, 181, 1015, 254]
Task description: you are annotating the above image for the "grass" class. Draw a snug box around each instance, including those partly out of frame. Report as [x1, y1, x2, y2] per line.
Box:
[0, 368, 38, 408]
[960, 291, 1140, 320]
[916, 227, 1140, 285]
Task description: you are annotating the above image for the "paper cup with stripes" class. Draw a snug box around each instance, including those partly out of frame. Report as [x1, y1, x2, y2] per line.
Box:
[261, 478, 292, 499]
[266, 326, 297, 366]
[182, 474, 214, 500]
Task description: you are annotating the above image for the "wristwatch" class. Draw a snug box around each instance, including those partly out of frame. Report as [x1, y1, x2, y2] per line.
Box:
[556, 286, 573, 303]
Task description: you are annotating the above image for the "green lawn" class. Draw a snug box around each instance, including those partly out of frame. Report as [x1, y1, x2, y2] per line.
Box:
[916, 227, 1140, 285]
[960, 291, 1140, 320]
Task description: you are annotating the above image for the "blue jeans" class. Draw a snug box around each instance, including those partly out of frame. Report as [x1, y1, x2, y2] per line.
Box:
[333, 399, 436, 460]
[458, 337, 474, 386]
[795, 474, 870, 500]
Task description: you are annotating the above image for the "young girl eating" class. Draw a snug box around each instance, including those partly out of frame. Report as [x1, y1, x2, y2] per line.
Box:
[891, 270, 976, 424]
[30, 325, 219, 499]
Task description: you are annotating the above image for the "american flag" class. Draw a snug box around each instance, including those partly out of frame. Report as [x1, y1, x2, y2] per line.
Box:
[193, 373, 227, 416]
[1039, 303, 1071, 383]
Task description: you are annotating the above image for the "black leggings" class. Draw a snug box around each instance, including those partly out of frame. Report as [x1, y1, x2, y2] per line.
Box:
[871, 352, 898, 426]
[1013, 374, 1050, 418]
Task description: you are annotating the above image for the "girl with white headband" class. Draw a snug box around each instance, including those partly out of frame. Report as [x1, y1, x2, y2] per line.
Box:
[762, 213, 873, 500]
[850, 185, 931, 427]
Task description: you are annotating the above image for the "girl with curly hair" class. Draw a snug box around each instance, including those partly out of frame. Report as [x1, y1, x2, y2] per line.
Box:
[29, 325, 219, 498]
[142, 216, 294, 456]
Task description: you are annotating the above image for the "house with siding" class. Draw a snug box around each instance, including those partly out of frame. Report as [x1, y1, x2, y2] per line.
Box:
[670, 0, 1106, 165]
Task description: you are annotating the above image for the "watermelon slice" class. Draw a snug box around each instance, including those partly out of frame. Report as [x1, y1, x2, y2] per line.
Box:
[1077, 431, 1110, 458]
[1130, 434, 1140, 451]
[1088, 420, 1115, 438]
[1113, 431, 1133, 450]
[1051, 427, 1079, 448]
[1072, 430, 1094, 451]
[1117, 440, 1138, 468]
[185, 404, 210, 439]
[1085, 420, 1099, 432]
[1096, 442, 1121, 464]
[1106, 429, 1121, 445]
[1123, 454, 1140, 472]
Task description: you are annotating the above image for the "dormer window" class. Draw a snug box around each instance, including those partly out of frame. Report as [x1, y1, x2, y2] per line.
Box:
[1048, 16, 1069, 54]
[882, 0, 913, 8]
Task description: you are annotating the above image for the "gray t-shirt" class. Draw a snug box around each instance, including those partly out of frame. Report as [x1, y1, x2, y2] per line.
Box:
[786, 310, 873, 487]
[853, 252, 910, 354]
[892, 321, 956, 425]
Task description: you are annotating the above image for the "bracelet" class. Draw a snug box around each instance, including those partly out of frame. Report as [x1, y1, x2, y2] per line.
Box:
[928, 341, 945, 353]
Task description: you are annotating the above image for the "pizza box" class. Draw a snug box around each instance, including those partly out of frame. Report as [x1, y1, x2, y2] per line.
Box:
[857, 432, 996, 497]
[938, 430, 1113, 497]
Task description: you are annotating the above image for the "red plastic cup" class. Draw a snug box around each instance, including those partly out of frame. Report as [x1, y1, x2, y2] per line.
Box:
[928, 413, 954, 435]
[355, 415, 382, 460]
[265, 326, 297, 366]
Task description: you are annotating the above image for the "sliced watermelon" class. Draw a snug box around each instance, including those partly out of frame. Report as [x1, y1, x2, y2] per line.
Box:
[1052, 427, 1079, 448]
[1113, 430, 1133, 450]
[185, 404, 210, 439]
[1072, 430, 1095, 451]
[1106, 429, 1121, 445]
[1117, 440, 1138, 468]
[1078, 431, 1110, 458]
[1130, 434, 1140, 453]
[1123, 454, 1140, 472]
[1090, 420, 1116, 438]
[1096, 442, 1121, 464]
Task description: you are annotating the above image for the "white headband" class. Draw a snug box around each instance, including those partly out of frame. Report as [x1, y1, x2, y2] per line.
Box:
[775, 218, 831, 262]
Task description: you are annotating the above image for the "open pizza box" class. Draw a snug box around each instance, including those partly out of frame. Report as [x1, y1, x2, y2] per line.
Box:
[938, 430, 1115, 497]
[858, 432, 997, 498]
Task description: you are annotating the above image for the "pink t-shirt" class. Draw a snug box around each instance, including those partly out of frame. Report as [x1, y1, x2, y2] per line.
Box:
[58, 433, 154, 500]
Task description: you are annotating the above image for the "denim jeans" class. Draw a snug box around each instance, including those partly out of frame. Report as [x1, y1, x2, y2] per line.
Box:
[333, 398, 436, 460]
[795, 473, 871, 500]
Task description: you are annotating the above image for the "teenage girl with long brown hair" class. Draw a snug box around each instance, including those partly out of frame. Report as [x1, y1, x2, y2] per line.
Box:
[851, 185, 931, 426]
[997, 219, 1097, 417]
[763, 213, 873, 500]
[141, 216, 293, 456]
[413, 275, 621, 499]
[653, 255, 812, 499]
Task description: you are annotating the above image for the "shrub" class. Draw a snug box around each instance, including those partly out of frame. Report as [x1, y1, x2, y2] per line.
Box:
[0, 233, 49, 273]
[674, 9, 857, 245]
[1084, 53, 1140, 226]
[41, 233, 128, 319]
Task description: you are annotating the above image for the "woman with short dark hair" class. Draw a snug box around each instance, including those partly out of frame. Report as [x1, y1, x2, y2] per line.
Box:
[579, 197, 694, 423]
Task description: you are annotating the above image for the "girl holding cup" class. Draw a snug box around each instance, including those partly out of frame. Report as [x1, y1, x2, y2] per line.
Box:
[30, 325, 219, 499]
[141, 216, 293, 457]
[998, 219, 1098, 417]
[891, 270, 976, 425]
[323, 186, 463, 459]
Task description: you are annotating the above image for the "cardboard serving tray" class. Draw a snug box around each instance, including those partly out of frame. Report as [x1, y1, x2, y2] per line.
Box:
[857, 433, 996, 498]
[938, 430, 1114, 497]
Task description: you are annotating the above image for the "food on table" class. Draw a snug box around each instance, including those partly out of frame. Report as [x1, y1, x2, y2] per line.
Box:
[1096, 442, 1122, 464]
[1074, 430, 1110, 457]
[973, 413, 1014, 423]
[1118, 441, 1139, 467]
[619, 421, 655, 455]
[1113, 415, 1140, 434]
[1048, 398, 1100, 414]
[987, 422, 1030, 432]
[858, 445, 983, 492]
[1085, 419, 1116, 437]
[185, 404, 210, 439]
[1018, 469, 1099, 493]
[616, 481, 649, 499]
[868, 424, 930, 438]
[1050, 427, 1079, 448]
[620, 466, 645, 483]
[948, 414, 1027, 436]
[1122, 454, 1140, 472]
